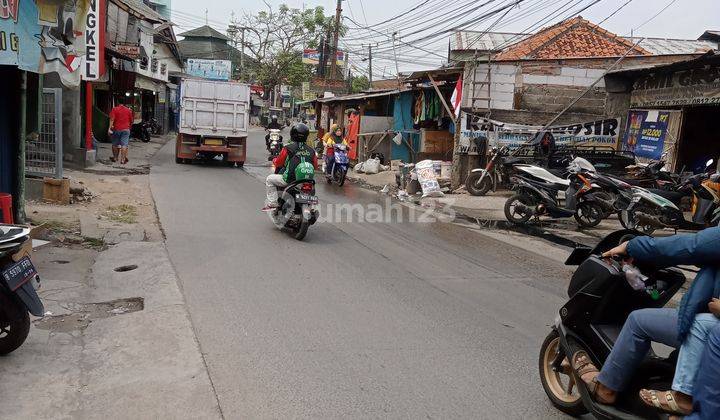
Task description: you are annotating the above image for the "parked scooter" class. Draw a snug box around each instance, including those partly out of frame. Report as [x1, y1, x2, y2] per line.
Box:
[0, 225, 44, 355]
[539, 229, 685, 419]
[268, 167, 320, 241]
[504, 159, 605, 228]
[622, 171, 720, 234]
[325, 144, 349, 186]
[267, 129, 283, 161]
[465, 146, 523, 196]
[622, 158, 681, 190]
[131, 121, 151, 143]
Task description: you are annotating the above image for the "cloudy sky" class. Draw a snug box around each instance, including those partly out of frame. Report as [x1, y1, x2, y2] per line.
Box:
[171, 0, 719, 78]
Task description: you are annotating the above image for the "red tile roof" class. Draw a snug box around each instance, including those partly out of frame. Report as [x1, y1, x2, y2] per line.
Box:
[494, 16, 650, 60]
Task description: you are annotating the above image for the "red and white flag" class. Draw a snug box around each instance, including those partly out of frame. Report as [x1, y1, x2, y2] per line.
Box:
[451, 75, 463, 118]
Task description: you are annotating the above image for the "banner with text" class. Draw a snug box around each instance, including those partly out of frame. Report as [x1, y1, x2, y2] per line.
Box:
[459, 113, 621, 154]
[621, 110, 670, 160]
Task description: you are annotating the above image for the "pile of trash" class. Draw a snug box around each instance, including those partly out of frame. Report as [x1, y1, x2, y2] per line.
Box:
[69, 179, 95, 204]
[354, 157, 390, 174]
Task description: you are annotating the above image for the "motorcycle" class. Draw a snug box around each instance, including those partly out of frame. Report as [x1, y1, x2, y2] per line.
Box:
[504, 159, 605, 228]
[622, 174, 720, 234]
[539, 229, 686, 419]
[268, 167, 320, 241]
[267, 129, 283, 161]
[623, 158, 681, 190]
[465, 146, 524, 196]
[131, 121, 151, 143]
[325, 144, 349, 186]
[0, 225, 44, 355]
[148, 117, 161, 135]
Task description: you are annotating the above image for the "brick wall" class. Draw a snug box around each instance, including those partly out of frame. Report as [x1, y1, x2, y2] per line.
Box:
[464, 54, 702, 119]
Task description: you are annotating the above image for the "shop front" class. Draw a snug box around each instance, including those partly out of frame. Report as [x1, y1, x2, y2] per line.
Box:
[606, 52, 720, 172]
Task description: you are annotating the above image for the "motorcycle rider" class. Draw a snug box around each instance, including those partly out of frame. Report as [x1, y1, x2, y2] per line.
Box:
[263, 123, 318, 211]
[571, 226, 720, 415]
[324, 125, 349, 175]
[265, 115, 283, 151]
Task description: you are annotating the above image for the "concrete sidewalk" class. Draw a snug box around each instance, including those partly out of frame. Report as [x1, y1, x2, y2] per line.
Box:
[2, 132, 222, 419]
[0, 242, 221, 419]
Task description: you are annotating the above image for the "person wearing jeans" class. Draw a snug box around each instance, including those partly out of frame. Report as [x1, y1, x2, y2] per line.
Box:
[685, 322, 720, 419]
[109, 98, 133, 164]
[571, 227, 720, 415]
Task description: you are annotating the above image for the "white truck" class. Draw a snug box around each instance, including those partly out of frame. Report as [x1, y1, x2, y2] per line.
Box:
[176, 78, 250, 166]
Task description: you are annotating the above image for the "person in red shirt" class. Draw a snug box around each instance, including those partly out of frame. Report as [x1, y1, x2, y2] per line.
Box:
[108, 97, 134, 164]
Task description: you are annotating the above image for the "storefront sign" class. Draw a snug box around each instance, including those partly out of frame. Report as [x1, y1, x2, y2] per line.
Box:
[459, 113, 621, 154]
[83, 0, 105, 80]
[631, 64, 720, 107]
[0, 0, 90, 86]
[186, 58, 231, 81]
[621, 110, 670, 160]
[111, 42, 140, 59]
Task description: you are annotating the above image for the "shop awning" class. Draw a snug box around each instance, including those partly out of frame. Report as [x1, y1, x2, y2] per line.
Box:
[135, 75, 164, 92]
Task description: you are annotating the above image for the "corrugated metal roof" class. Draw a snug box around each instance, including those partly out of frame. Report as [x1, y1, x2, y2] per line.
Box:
[317, 90, 401, 103]
[111, 0, 166, 23]
[622, 37, 717, 55]
[450, 31, 530, 52]
[178, 25, 230, 41]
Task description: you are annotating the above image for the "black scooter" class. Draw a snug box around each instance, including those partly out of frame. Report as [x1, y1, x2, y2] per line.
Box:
[0, 225, 44, 355]
[539, 229, 685, 419]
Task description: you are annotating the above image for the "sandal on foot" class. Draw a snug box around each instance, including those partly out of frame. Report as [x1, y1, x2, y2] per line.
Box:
[639, 389, 691, 416]
[571, 351, 614, 404]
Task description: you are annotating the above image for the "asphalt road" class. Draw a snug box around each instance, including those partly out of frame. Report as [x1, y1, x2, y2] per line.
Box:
[150, 128, 575, 419]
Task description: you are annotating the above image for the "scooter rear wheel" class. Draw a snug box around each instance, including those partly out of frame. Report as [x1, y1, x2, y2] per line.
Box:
[539, 330, 587, 416]
[0, 295, 31, 355]
[504, 194, 534, 224]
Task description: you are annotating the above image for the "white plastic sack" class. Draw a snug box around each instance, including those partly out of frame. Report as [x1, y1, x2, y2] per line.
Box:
[364, 158, 381, 174]
[354, 161, 365, 173]
[415, 159, 444, 198]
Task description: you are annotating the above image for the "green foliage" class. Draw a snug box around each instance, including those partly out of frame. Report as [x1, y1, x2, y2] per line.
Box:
[351, 75, 370, 93]
[242, 3, 343, 95]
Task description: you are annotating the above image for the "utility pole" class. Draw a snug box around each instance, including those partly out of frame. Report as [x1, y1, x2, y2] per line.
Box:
[329, 0, 342, 80]
[368, 44, 373, 84]
[240, 27, 245, 81]
[392, 32, 401, 89]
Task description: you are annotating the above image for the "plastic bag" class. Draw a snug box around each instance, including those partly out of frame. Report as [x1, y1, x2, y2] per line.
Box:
[415, 159, 444, 197]
[354, 161, 365, 173]
[364, 158, 381, 174]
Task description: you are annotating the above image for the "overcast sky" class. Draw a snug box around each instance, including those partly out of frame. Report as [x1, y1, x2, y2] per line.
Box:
[171, 0, 720, 77]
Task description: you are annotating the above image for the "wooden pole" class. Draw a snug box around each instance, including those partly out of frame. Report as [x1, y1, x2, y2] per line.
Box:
[427, 73, 454, 118]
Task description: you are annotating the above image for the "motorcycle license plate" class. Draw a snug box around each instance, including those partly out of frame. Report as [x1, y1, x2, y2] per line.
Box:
[2, 257, 38, 292]
[295, 193, 318, 204]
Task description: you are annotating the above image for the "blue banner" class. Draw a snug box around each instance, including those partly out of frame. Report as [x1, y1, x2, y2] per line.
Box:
[622, 110, 670, 160]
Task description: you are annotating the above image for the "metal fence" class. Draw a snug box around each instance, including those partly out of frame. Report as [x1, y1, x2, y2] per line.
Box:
[27, 88, 63, 179]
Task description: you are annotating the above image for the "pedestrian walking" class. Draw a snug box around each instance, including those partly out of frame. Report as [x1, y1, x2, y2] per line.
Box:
[109, 97, 133, 164]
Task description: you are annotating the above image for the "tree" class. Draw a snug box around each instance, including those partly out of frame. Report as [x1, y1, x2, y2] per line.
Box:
[241, 3, 342, 100]
[350, 75, 370, 93]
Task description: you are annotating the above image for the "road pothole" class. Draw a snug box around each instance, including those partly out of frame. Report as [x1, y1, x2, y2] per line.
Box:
[34, 297, 144, 332]
[114, 264, 138, 272]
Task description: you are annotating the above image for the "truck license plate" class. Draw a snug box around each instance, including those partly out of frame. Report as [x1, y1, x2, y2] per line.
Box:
[204, 139, 223, 146]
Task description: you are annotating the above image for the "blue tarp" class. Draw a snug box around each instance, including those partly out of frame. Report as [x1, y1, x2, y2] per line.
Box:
[392, 91, 419, 163]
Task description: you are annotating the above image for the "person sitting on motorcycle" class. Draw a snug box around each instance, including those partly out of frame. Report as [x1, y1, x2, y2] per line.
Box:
[570, 226, 720, 415]
[263, 123, 318, 211]
[683, 322, 720, 419]
[324, 125, 349, 175]
[265, 115, 283, 150]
